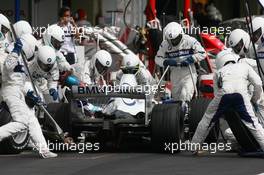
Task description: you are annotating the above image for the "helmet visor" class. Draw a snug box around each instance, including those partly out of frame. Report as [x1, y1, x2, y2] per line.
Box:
[252, 27, 262, 44]
[232, 39, 244, 54]
[1, 25, 9, 35]
[121, 66, 139, 74]
[168, 34, 182, 46]
[51, 36, 63, 50]
[95, 59, 109, 75]
[37, 59, 54, 72]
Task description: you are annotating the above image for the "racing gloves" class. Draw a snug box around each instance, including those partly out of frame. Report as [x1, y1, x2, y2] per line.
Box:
[163, 59, 178, 67]
[13, 61, 25, 73]
[163, 56, 195, 67]
[49, 88, 59, 101]
[180, 56, 195, 67]
[12, 39, 23, 56]
[26, 90, 42, 108]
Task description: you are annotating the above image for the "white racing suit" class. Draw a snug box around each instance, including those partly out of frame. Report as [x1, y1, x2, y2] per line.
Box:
[0, 36, 11, 52]
[38, 40, 73, 72]
[192, 62, 264, 151]
[28, 58, 59, 103]
[256, 44, 264, 82]
[0, 52, 49, 152]
[55, 51, 73, 72]
[236, 58, 264, 126]
[155, 34, 206, 102]
[0, 38, 12, 95]
[37, 41, 73, 103]
[255, 45, 264, 124]
[0, 51, 8, 98]
[224, 58, 264, 142]
[236, 58, 258, 99]
[81, 59, 106, 85]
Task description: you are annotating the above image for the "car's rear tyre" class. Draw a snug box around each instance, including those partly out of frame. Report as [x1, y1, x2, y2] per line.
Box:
[151, 103, 184, 153]
[224, 109, 261, 152]
[189, 98, 219, 143]
[0, 102, 29, 154]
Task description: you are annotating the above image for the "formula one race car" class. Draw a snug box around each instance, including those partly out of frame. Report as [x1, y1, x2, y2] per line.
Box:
[0, 21, 255, 156]
[0, 23, 221, 154]
[43, 60, 219, 153]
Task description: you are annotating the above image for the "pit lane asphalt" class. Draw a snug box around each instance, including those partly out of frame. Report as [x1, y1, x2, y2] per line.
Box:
[0, 141, 264, 175]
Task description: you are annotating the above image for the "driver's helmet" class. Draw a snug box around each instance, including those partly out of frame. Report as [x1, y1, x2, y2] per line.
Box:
[121, 54, 140, 74]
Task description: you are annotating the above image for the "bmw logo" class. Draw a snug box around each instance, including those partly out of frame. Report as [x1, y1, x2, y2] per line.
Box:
[127, 61, 131, 66]
[230, 41, 233, 45]
[47, 58, 52, 63]
[106, 61, 110, 65]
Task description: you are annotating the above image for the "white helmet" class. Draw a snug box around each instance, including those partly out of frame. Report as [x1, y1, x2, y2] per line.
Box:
[122, 54, 140, 67]
[92, 50, 112, 75]
[43, 24, 65, 50]
[164, 22, 183, 47]
[121, 54, 140, 74]
[0, 14, 11, 41]
[252, 17, 264, 45]
[37, 45, 56, 72]
[215, 49, 238, 70]
[20, 34, 38, 61]
[14, 20, 32, 38]
[228, 29, 250, 56]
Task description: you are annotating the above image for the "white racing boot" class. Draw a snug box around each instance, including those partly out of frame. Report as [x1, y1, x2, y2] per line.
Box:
[28, 111, 58, 159]
[39, 150, 58, 159]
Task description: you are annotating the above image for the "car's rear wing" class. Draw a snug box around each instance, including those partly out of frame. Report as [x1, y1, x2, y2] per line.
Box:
[70, 85, 152, 125]
[71, 85, 146, 99]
